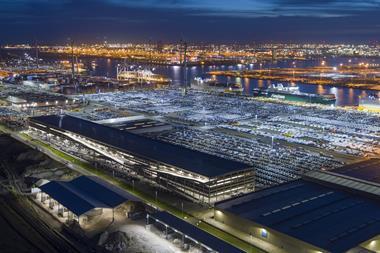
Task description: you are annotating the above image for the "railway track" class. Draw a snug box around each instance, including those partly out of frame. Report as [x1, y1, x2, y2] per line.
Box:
[0, 160, 88, 253]
[0, 198, 51, 253]
[15, 197, 85, 253]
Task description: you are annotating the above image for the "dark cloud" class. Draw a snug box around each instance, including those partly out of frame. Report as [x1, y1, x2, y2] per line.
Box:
[0, 0, 379, 43]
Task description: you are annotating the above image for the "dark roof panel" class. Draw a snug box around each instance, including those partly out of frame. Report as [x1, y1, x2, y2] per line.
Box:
[69, 176, 140, 207]
[31, 115, 250, 177]
[216, 180, 380, 253]
[151, 211, 245, 253]
[39, 176, 139, 216]
[332, 158, 380, 184]
[40, 181, 104, 216]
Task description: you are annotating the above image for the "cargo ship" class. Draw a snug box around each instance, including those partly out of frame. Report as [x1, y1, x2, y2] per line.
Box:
[253, 84, 336, 105]
[192, 77, 243, 92]
[117, 65, 171, 84]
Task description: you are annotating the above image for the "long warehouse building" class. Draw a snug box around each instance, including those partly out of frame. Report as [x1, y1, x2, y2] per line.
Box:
[214, 166, 380, 253]
[29, 115, 254, 204]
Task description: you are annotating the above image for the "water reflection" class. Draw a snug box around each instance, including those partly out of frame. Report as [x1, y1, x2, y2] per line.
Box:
[348, 88, 354, 105]
[78, 56, 380, 106]
[317, 85, 325, 94]
[329, 87, 337, 95]
[243, 79, 250, 91]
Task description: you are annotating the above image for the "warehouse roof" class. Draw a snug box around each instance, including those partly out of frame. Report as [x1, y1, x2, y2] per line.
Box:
[332, 158, 380, 184]
[103, 118, 170, 131]
[39, 176, 139, 216]
[31, 115, 250, 177]
[216, 180, 380, 253]
[150, 211, 245, 253]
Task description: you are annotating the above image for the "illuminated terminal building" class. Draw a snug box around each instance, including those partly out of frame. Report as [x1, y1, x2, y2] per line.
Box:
[6, 93, 79, 112]
[28, 115, 254, 204]
[214, 160, 380, 253]
[32, 175, 140, 226]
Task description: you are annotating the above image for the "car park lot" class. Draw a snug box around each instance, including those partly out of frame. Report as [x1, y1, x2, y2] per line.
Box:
[76, 88, 380, 188]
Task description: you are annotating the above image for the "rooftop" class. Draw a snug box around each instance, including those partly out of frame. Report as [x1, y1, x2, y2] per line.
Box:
[103, 118, 169, 130]
[151, 211, 245, 253]
[103, 118, 172, 134]
[7, 92, 69, 103]
[216, 180, 380, 253]
[31, 115, 250, 177]
[39, 176, 140, 216]
[332, 159, 380, 184]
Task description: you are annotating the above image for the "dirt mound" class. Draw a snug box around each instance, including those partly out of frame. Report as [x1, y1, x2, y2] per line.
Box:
[101, 224, 178, 253]
[102, 231, 129, 253]
[16, 150, 44, 162]
[23, 166, 78, 181]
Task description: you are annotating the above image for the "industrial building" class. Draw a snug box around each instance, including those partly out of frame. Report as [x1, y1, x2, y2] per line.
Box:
[6, 92, 78, 110]
[97, 116, 173, 134]
[32, 176, 140, 225]
[214, 166, 380, 253]
[332, 158, 380, 184]
[28, 115, 254, 204]
[147, 211, 244, 253]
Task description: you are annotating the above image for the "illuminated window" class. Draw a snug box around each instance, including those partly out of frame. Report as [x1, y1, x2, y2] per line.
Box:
[261, 228, 268, 238]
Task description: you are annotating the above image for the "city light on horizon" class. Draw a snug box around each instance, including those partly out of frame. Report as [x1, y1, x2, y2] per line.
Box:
[1, 1, 380, 253]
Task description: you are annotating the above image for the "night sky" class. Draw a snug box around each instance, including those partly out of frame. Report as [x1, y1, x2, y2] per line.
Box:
[1, 0, 379, 44]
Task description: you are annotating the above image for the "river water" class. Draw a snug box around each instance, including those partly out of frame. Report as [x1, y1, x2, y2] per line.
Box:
[71, 56, 380, 106]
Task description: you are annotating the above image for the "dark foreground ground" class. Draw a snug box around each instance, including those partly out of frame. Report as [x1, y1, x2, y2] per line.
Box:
[0, 134, 93, 253]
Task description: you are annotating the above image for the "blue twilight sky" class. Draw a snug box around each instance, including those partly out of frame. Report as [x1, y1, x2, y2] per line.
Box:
[0, 0, 379, 43]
